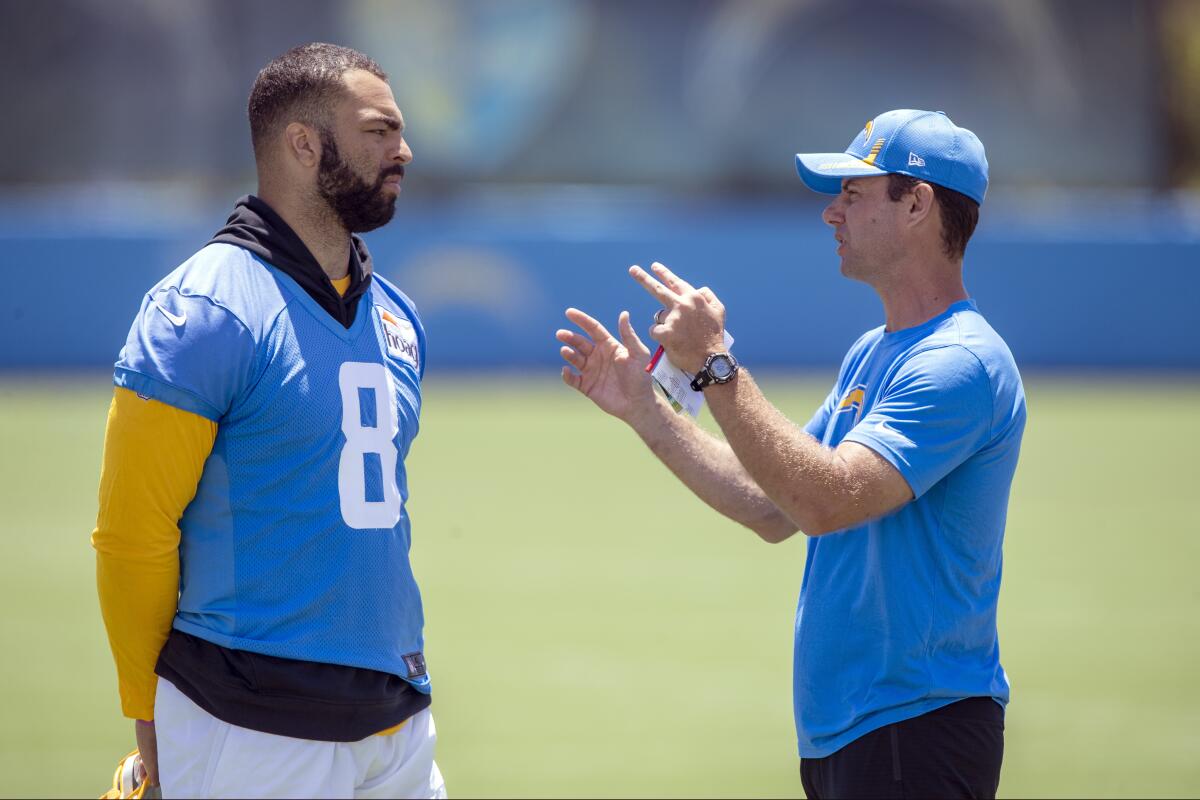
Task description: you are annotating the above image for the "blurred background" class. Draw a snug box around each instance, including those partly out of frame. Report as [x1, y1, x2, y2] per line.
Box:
[3, 0, 1200, 370]
[0, 1, 1197, 798]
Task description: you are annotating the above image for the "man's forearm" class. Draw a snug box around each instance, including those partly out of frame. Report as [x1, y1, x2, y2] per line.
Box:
[96, 553, 179, 719]
[703, 369, 865, 536]
[623, 262, 912, 537]
[92, 388, 216, 719]
[628, 394, 799, 542]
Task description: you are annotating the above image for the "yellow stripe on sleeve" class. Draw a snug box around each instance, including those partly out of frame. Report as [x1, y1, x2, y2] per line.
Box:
[92, 387, 217, 720]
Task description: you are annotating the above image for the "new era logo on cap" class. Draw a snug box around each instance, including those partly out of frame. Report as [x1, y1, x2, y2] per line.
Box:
[795, 109, 988, 204]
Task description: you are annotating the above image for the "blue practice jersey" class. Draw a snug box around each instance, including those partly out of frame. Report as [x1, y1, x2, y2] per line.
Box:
[795, 299, 1025, 757]
[114, 243, 431, 691]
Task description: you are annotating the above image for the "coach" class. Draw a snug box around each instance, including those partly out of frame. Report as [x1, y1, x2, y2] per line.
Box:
[557, 109, 1025, 799]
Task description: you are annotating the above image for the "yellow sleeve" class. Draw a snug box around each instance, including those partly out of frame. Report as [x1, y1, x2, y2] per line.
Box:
[92, 387, 217, 720]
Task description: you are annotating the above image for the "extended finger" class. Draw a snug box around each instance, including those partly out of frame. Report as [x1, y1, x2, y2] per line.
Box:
[561, 365, 582, 391]
[559, 345, 586, 371]
[555, 328, 594, 356]
[618, 310, 651, 358]
[650, 261, 696, 294]
[628, 265, 678, 306]
[565, 307, 615, 343]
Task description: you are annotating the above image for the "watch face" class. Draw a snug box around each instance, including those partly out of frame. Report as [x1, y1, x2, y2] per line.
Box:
[710, 354, 735, 380]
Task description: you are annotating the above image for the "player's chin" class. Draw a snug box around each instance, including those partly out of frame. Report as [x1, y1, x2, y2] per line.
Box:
[839, 259, 871, 283]
[375, 187, 399, 207]
[837, 250, 863, 276]
[378, 189, 401, 215]
[350, 202, 398, 234]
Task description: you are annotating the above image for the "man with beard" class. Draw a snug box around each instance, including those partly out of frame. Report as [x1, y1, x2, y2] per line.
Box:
[92, 43, 446, 798]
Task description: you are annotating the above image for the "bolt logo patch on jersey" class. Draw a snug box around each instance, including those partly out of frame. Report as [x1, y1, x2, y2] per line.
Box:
[837, 384, 867, 423]
[377, 306, 419, 370]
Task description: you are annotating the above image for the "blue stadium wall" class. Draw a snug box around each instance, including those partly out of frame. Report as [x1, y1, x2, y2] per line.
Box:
[2, 199, 1197, 372]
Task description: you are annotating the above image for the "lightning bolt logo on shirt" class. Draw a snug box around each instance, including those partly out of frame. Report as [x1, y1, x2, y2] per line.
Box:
[836, 384, 867, 423]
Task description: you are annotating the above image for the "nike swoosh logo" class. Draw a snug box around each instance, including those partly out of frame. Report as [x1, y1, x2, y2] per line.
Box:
[154, 301, 187, 327]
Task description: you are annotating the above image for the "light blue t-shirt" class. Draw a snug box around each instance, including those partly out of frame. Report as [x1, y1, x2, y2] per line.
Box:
[114, 243, 432, 691]
[795, 299, 1025, 758]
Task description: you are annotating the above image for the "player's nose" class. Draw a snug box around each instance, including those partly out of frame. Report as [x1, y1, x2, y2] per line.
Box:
[392, 137, 413, 165]
[822, 198, 843, 227]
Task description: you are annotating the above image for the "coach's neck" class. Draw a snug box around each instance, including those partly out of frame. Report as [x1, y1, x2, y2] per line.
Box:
[870, 208, 968, 332]
[874, 258, 968, 333]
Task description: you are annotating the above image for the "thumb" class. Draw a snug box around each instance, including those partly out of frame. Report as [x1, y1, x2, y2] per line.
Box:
[618, 310, 650, 358]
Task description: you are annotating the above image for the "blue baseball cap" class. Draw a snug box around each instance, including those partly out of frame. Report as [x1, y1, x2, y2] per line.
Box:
[795, 109, 988, 204]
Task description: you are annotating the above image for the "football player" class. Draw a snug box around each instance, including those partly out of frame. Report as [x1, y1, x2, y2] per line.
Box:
[92, 43, 445, 798]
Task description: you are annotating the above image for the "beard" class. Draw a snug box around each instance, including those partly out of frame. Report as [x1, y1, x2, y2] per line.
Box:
[315, 130, 403, 234]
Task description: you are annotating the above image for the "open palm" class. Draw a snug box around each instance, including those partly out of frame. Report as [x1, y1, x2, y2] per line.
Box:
[557, 308, 655, 421]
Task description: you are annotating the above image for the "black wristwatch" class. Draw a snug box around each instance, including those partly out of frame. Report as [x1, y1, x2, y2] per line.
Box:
[690, 352, 739, 391]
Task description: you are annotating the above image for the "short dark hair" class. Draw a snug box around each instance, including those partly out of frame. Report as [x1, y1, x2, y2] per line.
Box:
[886, 173, 980, 260]
[248, 43, 387, 160]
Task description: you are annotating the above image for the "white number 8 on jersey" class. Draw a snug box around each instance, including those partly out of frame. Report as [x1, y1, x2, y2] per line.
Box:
[337, 362, 402, 529]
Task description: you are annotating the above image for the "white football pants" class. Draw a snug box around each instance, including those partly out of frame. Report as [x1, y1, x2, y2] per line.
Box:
[154, 676, 447, 799]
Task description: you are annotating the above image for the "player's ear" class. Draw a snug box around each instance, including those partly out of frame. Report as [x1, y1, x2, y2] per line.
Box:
[283, 122, 321, 170]
[907, 182, 936, 227]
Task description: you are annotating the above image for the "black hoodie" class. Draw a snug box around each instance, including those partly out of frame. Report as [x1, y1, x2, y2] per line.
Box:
[153, 196, 430, 741]
[209, 194, 373, 327]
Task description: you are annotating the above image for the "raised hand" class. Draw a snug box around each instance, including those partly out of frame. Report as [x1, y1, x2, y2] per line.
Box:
[557, 308, 657, 423]
[630, 262, 726, 374]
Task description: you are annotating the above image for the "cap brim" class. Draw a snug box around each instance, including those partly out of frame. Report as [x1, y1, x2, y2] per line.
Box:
[795, 153, 887, 194]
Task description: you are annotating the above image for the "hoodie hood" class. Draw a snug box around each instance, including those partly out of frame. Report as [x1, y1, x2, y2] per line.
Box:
[209, 195, 373, 328]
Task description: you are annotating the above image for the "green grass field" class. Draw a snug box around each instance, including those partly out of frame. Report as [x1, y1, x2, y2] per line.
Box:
[1, 373, 1197, 798]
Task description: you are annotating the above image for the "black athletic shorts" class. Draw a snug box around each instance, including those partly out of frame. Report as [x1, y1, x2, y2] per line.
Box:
[800, 696, 1004, 800]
